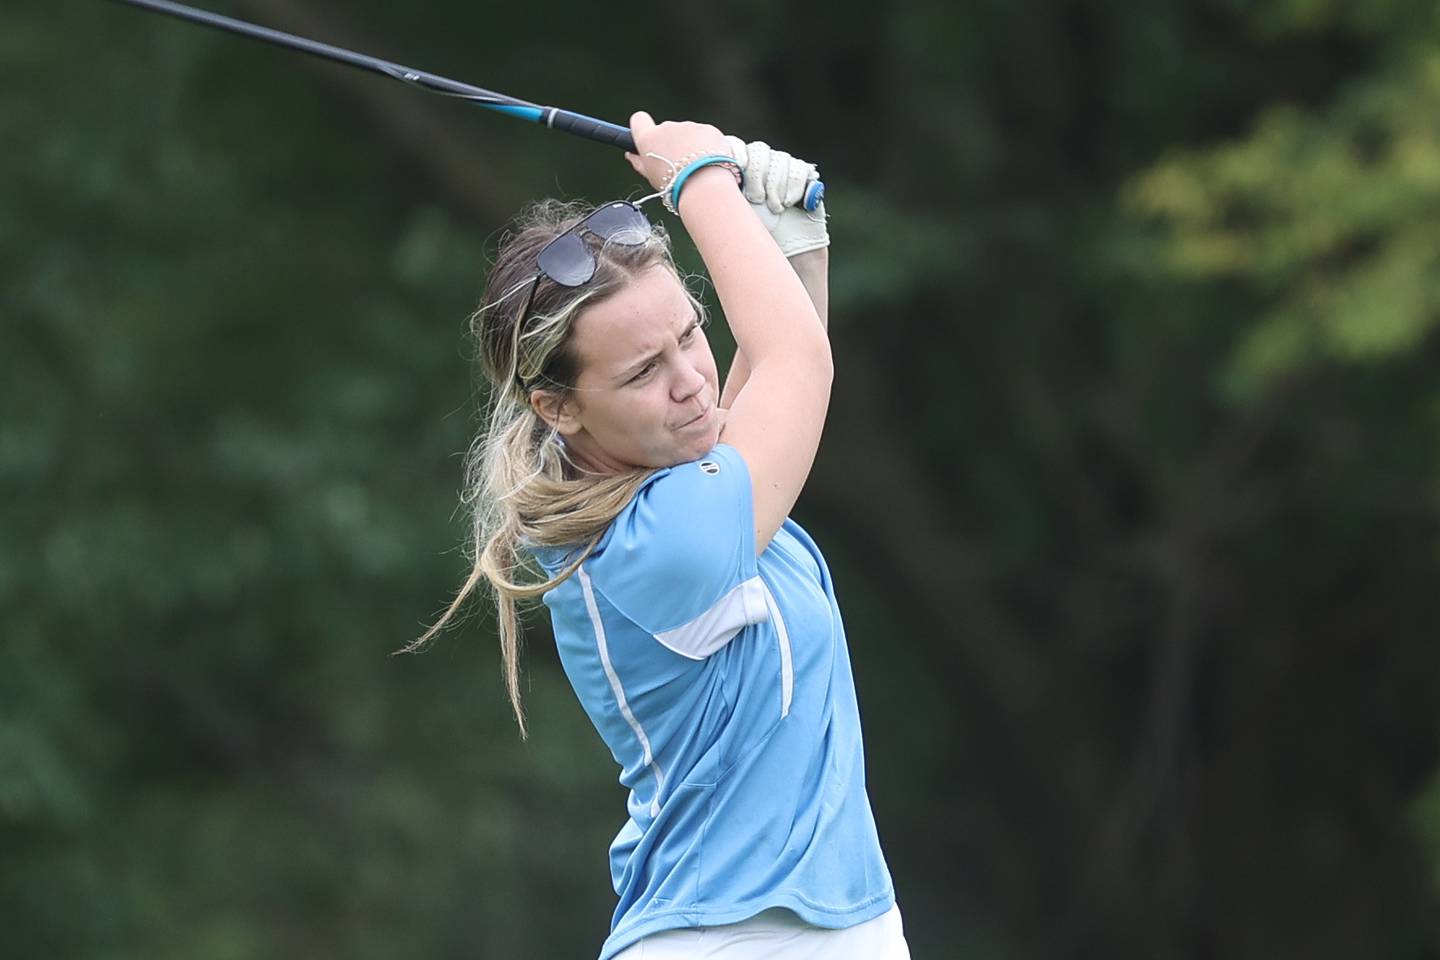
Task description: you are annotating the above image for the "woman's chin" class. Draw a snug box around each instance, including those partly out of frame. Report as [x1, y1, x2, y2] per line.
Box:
[690, 420, 722, 457]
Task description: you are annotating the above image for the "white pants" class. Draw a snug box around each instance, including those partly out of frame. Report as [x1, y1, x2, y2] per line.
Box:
[611, 904, 911, 960]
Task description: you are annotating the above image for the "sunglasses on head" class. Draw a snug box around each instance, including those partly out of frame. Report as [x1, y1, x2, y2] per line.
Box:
[513, 200, 656, 394]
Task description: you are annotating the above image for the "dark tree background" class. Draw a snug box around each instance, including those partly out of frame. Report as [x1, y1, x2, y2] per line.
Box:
[6, 1, 1440, 957]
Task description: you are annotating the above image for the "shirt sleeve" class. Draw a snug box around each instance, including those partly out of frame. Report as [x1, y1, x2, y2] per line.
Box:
[588, 444, 769, 659]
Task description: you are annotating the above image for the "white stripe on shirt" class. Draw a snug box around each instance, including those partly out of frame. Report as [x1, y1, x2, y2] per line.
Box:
[579, 566, 665, 817]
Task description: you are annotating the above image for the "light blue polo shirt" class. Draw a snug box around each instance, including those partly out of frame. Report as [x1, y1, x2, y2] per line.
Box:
[534, 443, 894, 960]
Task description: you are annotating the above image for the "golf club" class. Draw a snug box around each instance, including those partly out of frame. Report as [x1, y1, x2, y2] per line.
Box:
[106, 0, 825, 211]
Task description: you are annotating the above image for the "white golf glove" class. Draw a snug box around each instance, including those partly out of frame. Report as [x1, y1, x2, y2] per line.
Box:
[724, 135, 829, 257]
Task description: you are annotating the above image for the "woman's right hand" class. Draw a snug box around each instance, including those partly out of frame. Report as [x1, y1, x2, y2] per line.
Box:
[723, 136, 829, 258]
[624, 111, 732, 194]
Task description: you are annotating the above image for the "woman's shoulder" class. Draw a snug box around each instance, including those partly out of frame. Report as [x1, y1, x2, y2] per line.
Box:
[606, 444, 751, 549]
[571, 444, 759, 635]
[530, 445, 749, 574]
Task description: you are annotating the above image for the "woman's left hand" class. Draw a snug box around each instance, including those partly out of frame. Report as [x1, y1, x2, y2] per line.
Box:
[624, 111, 732, 195]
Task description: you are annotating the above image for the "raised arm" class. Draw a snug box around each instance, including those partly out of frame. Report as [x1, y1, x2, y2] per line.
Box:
[721, 247, 828, 409]
[717, 139, 830, 414]
[628, 114, 833, 552]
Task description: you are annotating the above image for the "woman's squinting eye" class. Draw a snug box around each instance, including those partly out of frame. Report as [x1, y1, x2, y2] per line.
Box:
[628, 361, 658, 385]
[627, 323, 699, 385]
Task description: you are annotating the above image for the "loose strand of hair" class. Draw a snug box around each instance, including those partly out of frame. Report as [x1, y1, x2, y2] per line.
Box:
[412, 200, 677, 735]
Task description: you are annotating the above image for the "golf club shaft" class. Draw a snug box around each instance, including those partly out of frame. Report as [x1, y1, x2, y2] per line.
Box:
[107, 0, 636, 151]
[107, 0, 827, 212]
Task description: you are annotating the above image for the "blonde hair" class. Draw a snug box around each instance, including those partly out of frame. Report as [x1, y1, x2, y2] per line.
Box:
[405, 199, 704, 736]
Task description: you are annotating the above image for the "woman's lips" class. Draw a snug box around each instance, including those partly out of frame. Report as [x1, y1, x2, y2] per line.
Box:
[678, 405, 711, 429]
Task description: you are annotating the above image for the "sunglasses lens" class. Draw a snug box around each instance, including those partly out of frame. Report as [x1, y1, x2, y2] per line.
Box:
[536, 233, 595, 287]
[584, 202, 651, 245]
[533, 203, 652, 288]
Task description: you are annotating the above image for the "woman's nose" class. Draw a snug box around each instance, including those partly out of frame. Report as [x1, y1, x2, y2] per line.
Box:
[672, 359, 706, 401]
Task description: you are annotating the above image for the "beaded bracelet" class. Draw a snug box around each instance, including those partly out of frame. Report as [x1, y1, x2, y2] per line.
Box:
[651, 151, 690, 200]
[664, 154, 744, 215]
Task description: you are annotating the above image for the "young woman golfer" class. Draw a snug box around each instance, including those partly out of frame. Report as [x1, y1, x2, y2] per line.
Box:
[422, 111, 909, 959]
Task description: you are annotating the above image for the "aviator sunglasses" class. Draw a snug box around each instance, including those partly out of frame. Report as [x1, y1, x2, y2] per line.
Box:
[513, 200, 655, 393]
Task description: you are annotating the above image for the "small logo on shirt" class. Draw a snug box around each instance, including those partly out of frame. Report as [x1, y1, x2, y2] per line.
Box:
[699, 460, 720, 476]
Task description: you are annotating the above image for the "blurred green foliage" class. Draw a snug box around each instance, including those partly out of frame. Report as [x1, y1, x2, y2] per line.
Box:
[5, 0, 1440, 957]
[1127, 52, 1440, 397]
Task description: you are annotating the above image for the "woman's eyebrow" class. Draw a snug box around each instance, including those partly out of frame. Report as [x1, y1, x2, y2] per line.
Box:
[613, 347, 663, 383]
[610, 314, 699, 383]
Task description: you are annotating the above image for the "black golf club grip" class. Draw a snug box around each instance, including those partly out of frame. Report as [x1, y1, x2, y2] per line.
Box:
[549, 110, 637, 153]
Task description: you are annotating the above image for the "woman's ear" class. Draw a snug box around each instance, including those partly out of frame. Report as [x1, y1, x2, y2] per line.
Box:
[530, 389, 583, 436]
